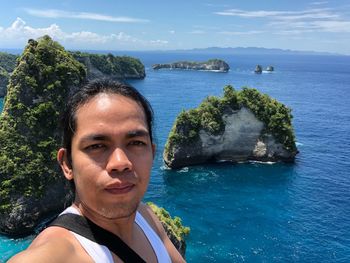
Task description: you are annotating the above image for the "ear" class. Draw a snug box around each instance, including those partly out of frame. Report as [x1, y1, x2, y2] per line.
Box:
[57, 148, 74, 180]
[152, 143, 156, 159]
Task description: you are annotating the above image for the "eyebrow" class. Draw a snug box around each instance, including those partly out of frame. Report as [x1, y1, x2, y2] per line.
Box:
[126, 129, 149, 139]
[79, 129, 149, 143]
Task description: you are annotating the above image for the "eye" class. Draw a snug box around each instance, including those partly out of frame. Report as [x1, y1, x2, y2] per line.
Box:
[85, 143, 105, 151]
[128, 140, 147, 146]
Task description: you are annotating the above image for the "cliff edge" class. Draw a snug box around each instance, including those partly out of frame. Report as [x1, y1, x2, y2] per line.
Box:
[164, 86, 298, 168]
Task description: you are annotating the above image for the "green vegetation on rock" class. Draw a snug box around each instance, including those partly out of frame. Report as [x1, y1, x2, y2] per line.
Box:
[0, 35, 86, 215]
[164, 85, 296, 161]
[147, 202, 190, 241]
[147, 202, 189, 256]
[0, 52, 18, 72]
[71, 51, 145, 79]
[0, 66, 9, 88]
[0, 52, 18, 93]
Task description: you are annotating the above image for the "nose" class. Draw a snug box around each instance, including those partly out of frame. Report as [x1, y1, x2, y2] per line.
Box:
[106, 147, 132, 174]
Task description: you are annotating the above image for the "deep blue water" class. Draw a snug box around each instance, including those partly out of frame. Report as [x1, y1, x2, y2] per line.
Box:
[1, 53, 350, 262]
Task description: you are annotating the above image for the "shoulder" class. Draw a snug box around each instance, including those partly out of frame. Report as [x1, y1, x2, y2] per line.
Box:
[8, 226, 92, 263]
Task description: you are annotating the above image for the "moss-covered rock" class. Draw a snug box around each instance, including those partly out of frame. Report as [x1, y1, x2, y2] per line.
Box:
[164, 85, 298, 168]
[71, 51, 145, 80]
[147, 202, 190, 257]
[0, 35, 86, 236]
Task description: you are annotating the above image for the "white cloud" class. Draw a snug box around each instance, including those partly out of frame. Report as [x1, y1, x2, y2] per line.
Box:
[204, 3, 228, 8]
[0, 18, 168, 49]
[189, 30, 206, 34]
[215, 7, 350, 34]
[219, 30, 264, 35]
[310, 20, 350, 32]
[214, 8, 337, 19]
[310, 1, 328, 5]
[169, 30, 176, 34]
[24, 8, 149, 23]
[150, 40, 169, 45]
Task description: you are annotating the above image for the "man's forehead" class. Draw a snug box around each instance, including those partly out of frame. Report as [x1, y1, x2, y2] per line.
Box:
[75, 93, 146, 119]
[73, 94, 149, 139]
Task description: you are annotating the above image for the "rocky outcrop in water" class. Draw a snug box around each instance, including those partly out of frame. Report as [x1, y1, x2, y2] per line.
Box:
[153, 59, 229, 72]
[266, 66, 274, 72]
[164, 86, 298, 169]
[254, 65, 262, 74]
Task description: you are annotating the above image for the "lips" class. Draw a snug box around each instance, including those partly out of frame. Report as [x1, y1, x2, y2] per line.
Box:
[104, 183, 135, 195]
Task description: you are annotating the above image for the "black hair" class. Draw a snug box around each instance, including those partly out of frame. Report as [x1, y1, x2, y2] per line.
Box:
[60, 79, 154, 189]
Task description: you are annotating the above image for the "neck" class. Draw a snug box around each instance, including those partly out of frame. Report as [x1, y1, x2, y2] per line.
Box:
[72, 201, 138, 244]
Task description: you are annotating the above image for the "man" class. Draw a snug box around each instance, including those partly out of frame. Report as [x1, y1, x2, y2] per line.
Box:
[9, 79, 185, 262]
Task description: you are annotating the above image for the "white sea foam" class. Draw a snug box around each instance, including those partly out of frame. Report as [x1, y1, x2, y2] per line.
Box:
[160, 165, 171, 170]
[248, 160, 276, 165]
[178, 167, 189, 173]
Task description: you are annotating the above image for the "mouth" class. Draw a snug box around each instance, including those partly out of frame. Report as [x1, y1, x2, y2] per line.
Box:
[104, 183, 135, 195]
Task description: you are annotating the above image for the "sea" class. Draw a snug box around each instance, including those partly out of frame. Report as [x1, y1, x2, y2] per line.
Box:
[0, 52, 350, 262]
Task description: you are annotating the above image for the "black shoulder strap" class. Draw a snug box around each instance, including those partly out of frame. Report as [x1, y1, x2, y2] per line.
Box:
[50, 213, 146, 263]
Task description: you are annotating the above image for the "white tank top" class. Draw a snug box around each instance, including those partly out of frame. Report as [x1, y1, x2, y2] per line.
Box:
[60, 206, 171, 263]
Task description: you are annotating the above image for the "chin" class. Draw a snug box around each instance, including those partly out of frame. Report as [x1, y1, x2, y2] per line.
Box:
[98, 202, 140, 219]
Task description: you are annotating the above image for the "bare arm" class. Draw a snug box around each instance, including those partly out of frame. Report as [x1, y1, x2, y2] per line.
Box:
[139, 203, 186, 263]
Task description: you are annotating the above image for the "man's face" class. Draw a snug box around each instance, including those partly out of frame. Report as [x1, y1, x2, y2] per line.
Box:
[68, 93, 154, 219]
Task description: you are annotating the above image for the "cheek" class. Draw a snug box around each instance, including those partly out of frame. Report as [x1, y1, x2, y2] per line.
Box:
[134, 155, 153, 183]
[73, 161, 103, 189]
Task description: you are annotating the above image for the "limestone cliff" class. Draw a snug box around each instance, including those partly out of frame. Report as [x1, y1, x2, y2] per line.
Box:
[71, 51, 145, 80]
[0, 36, 86, 236]
[153, 59, 229, 72]
[164, 86, 298, 168]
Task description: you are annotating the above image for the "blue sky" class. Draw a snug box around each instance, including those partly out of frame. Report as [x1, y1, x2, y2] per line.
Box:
[0, 0, 349, 54]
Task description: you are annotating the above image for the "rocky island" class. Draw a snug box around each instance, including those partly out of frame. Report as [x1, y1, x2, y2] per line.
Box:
[163, 85, 298, 169]
[266, 66, 274, 72]
[254, 64, 263, 74]
[153, 59, 229, 72]
[0, 36, 188, 255]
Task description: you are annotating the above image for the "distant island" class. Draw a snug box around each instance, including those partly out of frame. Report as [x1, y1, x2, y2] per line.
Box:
[170, 47, 340, 56]
[152, 59, 230, 72]
[254, 65, 274, 74]
[163, 85, 298, 169]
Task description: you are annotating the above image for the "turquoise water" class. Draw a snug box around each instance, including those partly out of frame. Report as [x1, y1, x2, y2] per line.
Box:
[1, 53, 350, 262]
